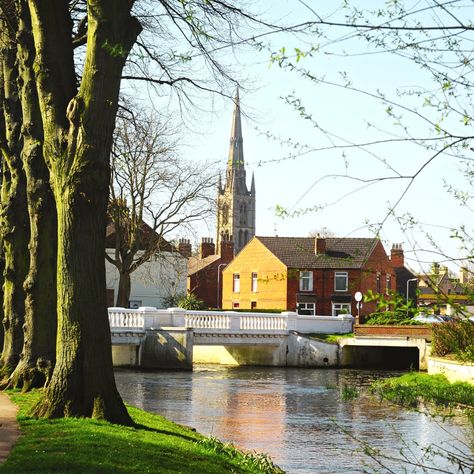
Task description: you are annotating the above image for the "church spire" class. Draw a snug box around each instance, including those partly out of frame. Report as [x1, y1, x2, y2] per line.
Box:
[228, 88, 244, 170]
[217, 87, 256, 255]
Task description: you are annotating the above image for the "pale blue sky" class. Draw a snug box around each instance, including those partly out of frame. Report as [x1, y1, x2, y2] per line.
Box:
[134, 1, 474, 274]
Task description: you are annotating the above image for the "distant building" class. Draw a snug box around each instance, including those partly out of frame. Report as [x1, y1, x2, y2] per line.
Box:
[216, 89, 256, 256]
[186, 90, 256, 306]
[105, 222, 187, 308]
[418, 263, 474, 315]
[390, 243, 418, 303]
[187, 238, 234, 309]
[221, 236, 395, 321]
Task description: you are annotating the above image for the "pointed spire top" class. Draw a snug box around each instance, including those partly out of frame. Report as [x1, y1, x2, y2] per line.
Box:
[228, 87, 244, 170]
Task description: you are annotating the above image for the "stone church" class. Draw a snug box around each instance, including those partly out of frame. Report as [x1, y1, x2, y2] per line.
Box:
[216, 89, 256, 255]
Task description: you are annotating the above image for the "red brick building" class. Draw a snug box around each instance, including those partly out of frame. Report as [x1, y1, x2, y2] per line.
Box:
[187, 238, 234, 309]
[222, 236, 396, 321]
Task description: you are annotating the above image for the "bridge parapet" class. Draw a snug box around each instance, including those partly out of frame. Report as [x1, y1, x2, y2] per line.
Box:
[108, 307, 354, 335]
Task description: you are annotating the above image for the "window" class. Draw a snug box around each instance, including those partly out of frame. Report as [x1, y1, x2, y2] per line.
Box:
[376, 273, 381, 294]
[251, 272, 258, 292]
[297, 303, 316, 316]
[299, 271, 313, 291]
[233, 273, 240, 293]
[251, 301, 257, 310]
[232, 302, 240, 309]
[129, 300, 142, 309]
[332, 303, 351, 316]
[334, 272, 348, 292]
[386, 275, 392, 292]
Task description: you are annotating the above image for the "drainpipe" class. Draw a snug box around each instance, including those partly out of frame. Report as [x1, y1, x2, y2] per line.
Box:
[406, 278, 418, 316]
[217, 263, 228, 309]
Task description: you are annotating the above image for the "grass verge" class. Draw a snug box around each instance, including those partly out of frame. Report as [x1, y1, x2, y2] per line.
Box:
[307, 333, 354, 344]
[1, 391, 283, 474]
[370, 372, 474, 416]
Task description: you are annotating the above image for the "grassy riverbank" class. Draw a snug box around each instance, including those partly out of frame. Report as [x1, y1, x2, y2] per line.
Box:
[371, 372, 474, 417]
[0, 391, 282, 474]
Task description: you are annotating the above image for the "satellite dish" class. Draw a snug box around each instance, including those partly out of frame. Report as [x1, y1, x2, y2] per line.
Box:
[354, 291, 363, 302]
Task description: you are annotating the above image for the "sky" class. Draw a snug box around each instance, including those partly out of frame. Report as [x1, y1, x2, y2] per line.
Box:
[131, 1, 474, 275]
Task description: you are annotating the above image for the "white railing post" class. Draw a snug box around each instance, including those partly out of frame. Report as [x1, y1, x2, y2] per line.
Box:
[230, 312, 241, 331]
[168, 307, 186, 327]
[282, 311, 298, 331]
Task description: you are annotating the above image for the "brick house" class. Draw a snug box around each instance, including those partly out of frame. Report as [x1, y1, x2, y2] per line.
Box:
[221, 236, 396, 321]
[187, 238, 235, 309]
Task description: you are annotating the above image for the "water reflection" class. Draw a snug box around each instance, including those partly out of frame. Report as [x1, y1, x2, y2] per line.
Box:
[115, 367, 472, 473]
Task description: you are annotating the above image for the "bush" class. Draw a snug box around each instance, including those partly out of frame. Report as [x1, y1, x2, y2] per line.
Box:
[177, 293, 205, 310]
[363, 290, 419, 325]
[431, 319, 474, 363]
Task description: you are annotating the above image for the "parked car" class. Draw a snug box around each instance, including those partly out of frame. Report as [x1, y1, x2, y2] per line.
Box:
[412, 314, 444, 324]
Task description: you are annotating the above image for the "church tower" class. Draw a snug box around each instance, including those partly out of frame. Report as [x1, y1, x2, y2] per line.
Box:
[216, 89, 256, 255]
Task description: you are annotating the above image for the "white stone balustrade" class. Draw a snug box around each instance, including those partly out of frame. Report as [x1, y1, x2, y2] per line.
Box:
[108, 307, 144, 330]
[109, 307, 354, 335]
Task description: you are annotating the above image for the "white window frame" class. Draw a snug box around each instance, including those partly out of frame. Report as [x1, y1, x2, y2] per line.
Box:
[233, 273, 240, 293]
[251, 272, 258, 292]
[297, 302, 316, 316]
[332, 303, 351, 316]
[334, 271, 348, 292]
[299, 271, 313, 292]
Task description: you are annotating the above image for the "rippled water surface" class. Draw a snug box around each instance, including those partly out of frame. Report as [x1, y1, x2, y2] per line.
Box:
[115, 367, 472, 473]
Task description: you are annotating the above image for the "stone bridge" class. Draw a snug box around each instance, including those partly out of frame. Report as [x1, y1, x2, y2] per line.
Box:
[108, 307, 430, 370]
[108, 307, 354, 369]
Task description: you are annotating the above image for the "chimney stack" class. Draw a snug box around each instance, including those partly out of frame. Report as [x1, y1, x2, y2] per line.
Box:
[178, 238, 192, 258]
[391, 243, 404, 268]
[219, 238, 234, 262]
[200, 237, 215, 259]
[460, 267, 470, 284]
[315, 235, 326, 255]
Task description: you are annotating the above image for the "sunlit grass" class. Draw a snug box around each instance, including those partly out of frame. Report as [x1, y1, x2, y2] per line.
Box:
[371, 372, 474, 414]
[1, 391, 281, 473]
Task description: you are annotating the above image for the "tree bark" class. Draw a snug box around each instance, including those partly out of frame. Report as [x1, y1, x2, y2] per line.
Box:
[0, 21, 30, 379]
[7, 4, 57, 390]
[116, 271, 131, 308]
[28, 0, 141, 423]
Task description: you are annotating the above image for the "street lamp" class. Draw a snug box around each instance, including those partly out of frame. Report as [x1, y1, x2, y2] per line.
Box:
[406, 278, 418, 316]
[216, 263, 228, 309]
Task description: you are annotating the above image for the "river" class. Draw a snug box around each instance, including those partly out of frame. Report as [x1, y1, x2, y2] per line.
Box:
[115, 366, 472, 473]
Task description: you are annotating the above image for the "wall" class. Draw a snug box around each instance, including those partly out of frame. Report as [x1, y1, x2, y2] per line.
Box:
[112, 345, 138, 366]
[140, 328, 193, 370]
[428, 357, 474, 384]
[192, 333, 339, 367]
[106, 249, 187, 308]
[222, 238, 288, 310]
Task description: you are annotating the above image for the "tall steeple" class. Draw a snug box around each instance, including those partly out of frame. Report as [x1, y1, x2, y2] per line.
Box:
[216, 89, 256, 255]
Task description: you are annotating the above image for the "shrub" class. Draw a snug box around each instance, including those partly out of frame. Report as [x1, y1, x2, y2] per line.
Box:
[363, 290, 419, 325]
[177, 293, 205, 310]
[431, 319, 474, 362]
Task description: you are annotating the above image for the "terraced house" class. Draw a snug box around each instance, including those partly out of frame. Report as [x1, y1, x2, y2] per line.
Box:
[221, 236, 395, 321]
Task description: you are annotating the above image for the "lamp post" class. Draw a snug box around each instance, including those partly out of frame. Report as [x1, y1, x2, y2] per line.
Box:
[406, 278, 418, 316]
[216, 263, 228, 309]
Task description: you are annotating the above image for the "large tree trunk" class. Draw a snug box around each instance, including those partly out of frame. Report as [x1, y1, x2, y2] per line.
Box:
[116, 271, 131, 307]
[8, 6, 57, 390]
[0, 23, 30, 379]
[29, 0, 141, 423]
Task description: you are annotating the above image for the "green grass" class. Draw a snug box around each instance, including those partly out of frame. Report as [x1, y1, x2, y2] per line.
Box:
[1, 391, 283, 474]
[371, 372, 474, 413]
[307, 333, 354, 344]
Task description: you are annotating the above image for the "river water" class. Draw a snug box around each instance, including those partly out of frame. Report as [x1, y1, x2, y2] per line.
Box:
[115, 367, 472, 473]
